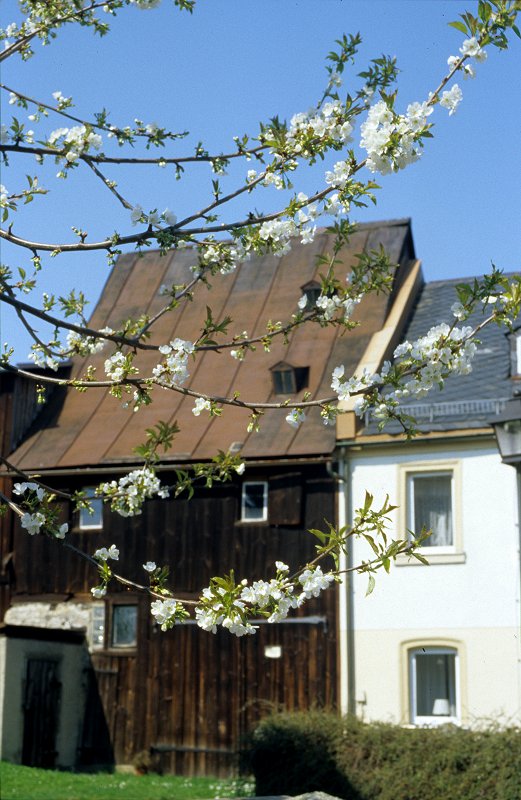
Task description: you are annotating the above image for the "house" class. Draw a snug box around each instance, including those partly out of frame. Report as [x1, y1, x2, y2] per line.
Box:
[336, 277, 521, 728]
[0, 220, 421, 774]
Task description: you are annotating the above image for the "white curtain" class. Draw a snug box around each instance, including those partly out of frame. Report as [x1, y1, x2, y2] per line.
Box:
[414, 651, 456, 718]
[413, 474, 453, 546]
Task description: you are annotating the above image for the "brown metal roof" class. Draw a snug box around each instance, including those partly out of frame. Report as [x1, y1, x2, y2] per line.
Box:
[10, 220, 416, 471]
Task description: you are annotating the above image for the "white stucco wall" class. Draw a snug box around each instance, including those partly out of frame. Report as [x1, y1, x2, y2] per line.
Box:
[345, 439, 521, 726]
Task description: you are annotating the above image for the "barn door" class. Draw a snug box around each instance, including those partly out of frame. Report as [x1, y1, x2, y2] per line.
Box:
[22, 658, 62, 768]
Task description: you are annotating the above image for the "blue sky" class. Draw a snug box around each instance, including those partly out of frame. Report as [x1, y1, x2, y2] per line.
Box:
[1, 0, 520, 359]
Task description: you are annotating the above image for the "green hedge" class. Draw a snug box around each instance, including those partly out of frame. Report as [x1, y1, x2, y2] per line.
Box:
[242, 711, 521, 800]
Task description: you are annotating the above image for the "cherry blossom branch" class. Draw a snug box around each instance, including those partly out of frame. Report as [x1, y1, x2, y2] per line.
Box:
[0, 82, 189, 144]
[0, 0, 122, 64]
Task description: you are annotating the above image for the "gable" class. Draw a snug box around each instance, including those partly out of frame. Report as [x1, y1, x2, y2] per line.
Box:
[8, 220, 417, 471]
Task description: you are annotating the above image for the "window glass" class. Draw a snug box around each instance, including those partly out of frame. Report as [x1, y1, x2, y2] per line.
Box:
[304, 286, 321, 306]
[90, 604, 106, 649]
[410, 647, 458, 724]
[408, 472, 453, 547]
[241, 481, 268, 521]
[111, 605, 138, 648]
[79, 487, 103, 530]
[273, 369, 296, 394]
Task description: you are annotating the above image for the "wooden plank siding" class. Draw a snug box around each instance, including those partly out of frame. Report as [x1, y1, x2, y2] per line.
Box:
[5, 464, 338, 775]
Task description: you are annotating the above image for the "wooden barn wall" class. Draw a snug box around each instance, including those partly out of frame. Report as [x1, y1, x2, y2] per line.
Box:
[7, 464, 338, 775]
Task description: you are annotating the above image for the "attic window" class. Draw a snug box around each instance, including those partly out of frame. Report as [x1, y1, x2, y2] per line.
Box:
[271, 362, 309, 395]
[300, 280, 321, 307]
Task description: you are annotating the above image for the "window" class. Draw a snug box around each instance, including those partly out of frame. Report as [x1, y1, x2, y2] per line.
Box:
[270, 361, 309, 395]
[409, 646, 459, 725]
[111, 604, 138, 648]
[79, 487, 103, 530]
[398, 461, 464, 564]
[273, 367, 296, 394]
[407, 471, 453, 548]
[241, 481, 268, 522]
[89, 604, 106, 650]
[300, 280, 321, 307]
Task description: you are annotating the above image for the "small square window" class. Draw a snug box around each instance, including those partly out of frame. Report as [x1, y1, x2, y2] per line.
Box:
[409, 647, 459, 725]
[111, 605, 138, 648]
[241, 481, 268, 522]
[407, 471, 453, 548]
[79, 487, 103, 530]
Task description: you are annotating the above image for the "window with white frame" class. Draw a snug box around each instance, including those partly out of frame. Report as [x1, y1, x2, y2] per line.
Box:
[89, 604, 106, 650]
[409, 646, 459, 725]
[241, 481, 268, 522]
[407, 470, 454, 548]
[79, 486, 103, 530]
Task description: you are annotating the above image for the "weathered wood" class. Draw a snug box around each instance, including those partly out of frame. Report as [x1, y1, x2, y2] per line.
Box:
[4, 464, 337, 774]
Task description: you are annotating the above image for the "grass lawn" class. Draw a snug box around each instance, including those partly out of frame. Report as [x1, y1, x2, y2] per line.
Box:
[0, 762, 255, 800]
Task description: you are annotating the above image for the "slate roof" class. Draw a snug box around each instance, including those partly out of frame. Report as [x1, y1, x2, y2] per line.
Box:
[361, 275, 516, 436]
[8, 219, 416, 471]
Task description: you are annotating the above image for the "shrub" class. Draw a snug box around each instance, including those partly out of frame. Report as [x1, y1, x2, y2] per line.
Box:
[242, 712, 521, 800]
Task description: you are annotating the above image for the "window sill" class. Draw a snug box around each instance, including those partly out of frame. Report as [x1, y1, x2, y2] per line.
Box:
[395, 551, 466, 566]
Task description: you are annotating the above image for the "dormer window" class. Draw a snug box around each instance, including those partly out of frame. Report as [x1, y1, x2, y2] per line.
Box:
[300, 280, 322, 308]
[271, 361, 309, 395]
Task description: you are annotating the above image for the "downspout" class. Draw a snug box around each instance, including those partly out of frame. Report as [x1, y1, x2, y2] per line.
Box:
[503, 462, 521, 720]
[331, 447, 356, 716]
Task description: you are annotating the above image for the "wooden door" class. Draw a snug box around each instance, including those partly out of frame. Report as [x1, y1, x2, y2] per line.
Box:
[22, 658, 62, 768]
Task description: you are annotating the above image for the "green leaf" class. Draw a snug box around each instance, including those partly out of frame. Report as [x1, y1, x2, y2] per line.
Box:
[366, 574, 376, 596]
[448, 20, 468, 34]
[308, 528, 328, 544]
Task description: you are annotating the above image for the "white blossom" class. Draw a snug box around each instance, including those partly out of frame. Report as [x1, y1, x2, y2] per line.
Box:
[143, 561, 157, 572]
[151, 598, 179, 630]
[162, 207, 177, 226]
[99, 466, 167, 517]
[460, 37, 487, 62]
[192, 397, 211, 416]
[325, 160, 351, 188]
[451, 301, 466, 320]
[14, 481, 45, 501]
[20, 512, 46, 536]
[440, 84, 463, 115]
[285, 409, 306, 428]
[298, 566, 335, 599]
[130, 205, 144, 225]
[94, 544, 119, 561]
[152, 338, 194, 388]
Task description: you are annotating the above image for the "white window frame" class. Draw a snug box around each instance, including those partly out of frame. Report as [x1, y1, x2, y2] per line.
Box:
[409, 646, 460, 726]
[89, 603, 106, 650]
[79, 486, 103, 530]
[397, 461, 464, 565]
[406, 470, 455, 554]
[241, 481, 268, 522]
